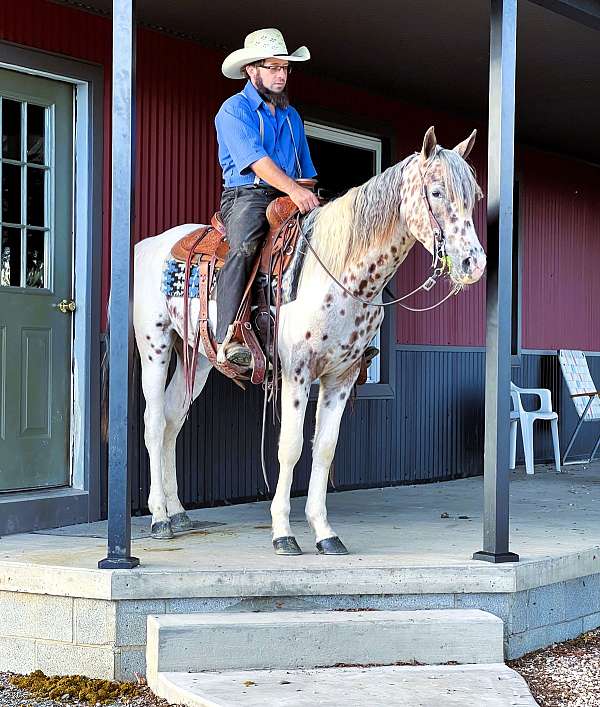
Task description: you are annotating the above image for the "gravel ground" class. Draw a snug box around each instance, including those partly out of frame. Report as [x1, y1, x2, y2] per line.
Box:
[508, 627, 600, 707]
[0, 672, 181, 707]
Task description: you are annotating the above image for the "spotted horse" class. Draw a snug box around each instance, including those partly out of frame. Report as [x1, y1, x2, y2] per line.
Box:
[132, 127, 486, 555]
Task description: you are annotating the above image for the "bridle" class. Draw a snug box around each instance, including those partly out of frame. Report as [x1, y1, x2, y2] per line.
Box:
[301, 153, 462, 312]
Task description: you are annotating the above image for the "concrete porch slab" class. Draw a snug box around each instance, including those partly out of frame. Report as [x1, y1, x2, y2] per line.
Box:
[0, 465, 598, 679]
[0, 465, 598, 601]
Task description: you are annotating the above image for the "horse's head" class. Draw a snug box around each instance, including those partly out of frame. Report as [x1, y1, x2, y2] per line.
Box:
[402, 127, 486, 286]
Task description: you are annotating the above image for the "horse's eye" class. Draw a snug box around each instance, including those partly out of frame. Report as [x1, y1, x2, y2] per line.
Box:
[431, 190, 442, 198]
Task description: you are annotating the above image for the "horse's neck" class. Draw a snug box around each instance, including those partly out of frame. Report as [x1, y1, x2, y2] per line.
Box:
[297, 162, 417, 303]
[339, 220, 416, 304]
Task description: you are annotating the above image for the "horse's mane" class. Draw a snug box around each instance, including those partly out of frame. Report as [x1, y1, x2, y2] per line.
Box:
[301, 148, 482, 284]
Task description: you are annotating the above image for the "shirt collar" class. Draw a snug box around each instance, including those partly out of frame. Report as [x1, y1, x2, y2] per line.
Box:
[242, 81, 264, 111]
[242, 80, 289, 116]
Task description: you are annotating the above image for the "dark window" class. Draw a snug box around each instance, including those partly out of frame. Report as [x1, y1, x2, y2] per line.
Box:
[511, 180, 522, 357]
[307, 137, 375, 197]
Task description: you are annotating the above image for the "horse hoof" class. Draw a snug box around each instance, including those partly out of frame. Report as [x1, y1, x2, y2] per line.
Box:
[151, 520, 174, 540]
[316, 537, 349, 555]
[170, 512, 193, 532]
[273, 536, 303, 555]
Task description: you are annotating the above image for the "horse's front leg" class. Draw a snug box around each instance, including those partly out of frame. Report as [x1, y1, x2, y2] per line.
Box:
[271, 374, 310, 555]
[306, 364, 361, 554]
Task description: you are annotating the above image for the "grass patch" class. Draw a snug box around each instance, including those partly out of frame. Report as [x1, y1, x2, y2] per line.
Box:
[9, 670, 139, 704]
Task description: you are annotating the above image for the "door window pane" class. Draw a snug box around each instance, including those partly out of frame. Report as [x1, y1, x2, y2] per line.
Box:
[27, 104, 45, 165]
[26, 229, 45, 288]
[2, 99, 21, 160]
[26, 167, 44, 227]
[2, 163, 21, 224]
[1, 227, 21, 287]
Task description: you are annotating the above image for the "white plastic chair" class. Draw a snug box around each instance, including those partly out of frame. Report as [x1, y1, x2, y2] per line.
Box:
[510, 383, 561, 475]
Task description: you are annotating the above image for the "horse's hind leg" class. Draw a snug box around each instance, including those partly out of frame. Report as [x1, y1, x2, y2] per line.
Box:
[137, 327, 173, 539]
[305, 364, 361, 555]
[271, 374, 310, 555]
[162, 350, 212, 531]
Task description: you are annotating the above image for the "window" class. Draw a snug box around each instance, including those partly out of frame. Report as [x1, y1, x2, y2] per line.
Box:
[305, 122, 383, 383]
[1, 97, 51, 290]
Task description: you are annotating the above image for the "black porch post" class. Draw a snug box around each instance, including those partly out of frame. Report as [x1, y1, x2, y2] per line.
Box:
[99, 0, 139, 569]
[473, 0, 520, 563]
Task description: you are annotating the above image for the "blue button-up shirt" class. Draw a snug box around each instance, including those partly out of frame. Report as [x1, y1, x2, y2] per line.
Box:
[215, 81, 317, 188]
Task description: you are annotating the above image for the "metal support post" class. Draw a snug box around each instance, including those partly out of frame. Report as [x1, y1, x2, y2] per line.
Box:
[99, 0, 139, 569]
[473, 0, 520, 563]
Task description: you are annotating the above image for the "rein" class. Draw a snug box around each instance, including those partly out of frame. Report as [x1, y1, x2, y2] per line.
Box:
[301, 153, 462, 312]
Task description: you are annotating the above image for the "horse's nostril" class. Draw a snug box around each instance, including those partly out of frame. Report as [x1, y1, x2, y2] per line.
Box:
[462, 257, 472, 272]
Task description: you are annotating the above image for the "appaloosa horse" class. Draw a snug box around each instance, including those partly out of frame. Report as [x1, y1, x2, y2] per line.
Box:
[133, 127, 486, 554]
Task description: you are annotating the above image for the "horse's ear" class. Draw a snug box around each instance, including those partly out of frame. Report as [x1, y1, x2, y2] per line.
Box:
[420, 126, 437, 161]
[454, 129, 477, 159]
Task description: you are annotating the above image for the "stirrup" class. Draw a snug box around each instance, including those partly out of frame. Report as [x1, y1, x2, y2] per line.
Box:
[225, 343, 252, 368]
[216, 324, 236, 364]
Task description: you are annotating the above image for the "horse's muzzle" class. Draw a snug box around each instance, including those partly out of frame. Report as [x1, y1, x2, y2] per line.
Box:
[456, 252, 486, 285]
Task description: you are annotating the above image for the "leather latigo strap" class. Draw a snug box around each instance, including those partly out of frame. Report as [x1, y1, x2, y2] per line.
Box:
[197, 259, 246, 382]
[239, 307, 266, 385]
[183, 226, 210, 400]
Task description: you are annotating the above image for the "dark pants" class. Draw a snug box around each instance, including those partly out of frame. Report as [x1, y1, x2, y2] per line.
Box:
[216, 185, 282, 343]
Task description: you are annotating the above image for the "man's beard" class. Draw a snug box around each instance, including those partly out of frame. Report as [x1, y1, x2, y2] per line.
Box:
[254, 74, 289, 109]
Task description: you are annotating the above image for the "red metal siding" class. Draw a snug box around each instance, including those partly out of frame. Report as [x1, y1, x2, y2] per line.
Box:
[520, 150, 600, 351]
[1, 0, 113, 327]
[2, 0, 492, 337]
[3, 1, 598, 350]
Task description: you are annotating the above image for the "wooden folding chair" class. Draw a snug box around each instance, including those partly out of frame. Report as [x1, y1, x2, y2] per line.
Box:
[558, 350, 600, 464]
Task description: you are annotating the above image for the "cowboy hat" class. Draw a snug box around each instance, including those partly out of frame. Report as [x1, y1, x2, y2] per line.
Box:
[222, 28, 310, 80]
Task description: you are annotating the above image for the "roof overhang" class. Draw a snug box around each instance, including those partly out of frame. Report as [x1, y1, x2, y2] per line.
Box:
[54, 0, 600, 162]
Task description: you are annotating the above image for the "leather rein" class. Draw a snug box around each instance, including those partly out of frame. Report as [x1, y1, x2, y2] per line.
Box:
[301, 153, 462, 312]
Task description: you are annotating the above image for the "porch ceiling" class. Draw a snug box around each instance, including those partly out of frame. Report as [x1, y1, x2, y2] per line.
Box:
[67, 0, 600, 164]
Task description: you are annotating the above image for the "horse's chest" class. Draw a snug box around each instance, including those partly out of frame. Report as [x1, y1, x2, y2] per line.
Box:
[316, 300, 383, 373]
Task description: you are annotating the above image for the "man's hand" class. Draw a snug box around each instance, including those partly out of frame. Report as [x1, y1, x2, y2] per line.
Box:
[289, 184, 320, 214]
[250, 156, 320, 213]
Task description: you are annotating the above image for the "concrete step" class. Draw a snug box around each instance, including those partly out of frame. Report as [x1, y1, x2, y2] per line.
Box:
[146, 609, 504, 679]
[149, 664, 538, 707]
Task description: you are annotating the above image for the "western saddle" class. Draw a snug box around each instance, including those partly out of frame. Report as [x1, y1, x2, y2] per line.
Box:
[170, 180, 375, 392]
[171, 184, 308, 394]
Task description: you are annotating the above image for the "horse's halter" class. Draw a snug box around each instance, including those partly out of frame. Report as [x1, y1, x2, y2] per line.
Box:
[301, 153, 462, 312]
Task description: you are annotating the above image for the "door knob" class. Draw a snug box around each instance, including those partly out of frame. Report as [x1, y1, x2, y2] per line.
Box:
[56, 299, 76, 313]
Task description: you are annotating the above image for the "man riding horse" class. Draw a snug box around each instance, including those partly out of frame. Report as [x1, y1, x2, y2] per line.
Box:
[215, 28, 320, 367]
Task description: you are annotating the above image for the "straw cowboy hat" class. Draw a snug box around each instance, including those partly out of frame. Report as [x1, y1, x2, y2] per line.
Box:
[222, 28, 310, 79]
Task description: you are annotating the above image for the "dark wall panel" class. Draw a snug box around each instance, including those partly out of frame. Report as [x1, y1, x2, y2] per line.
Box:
[119, 349, 600, 517]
